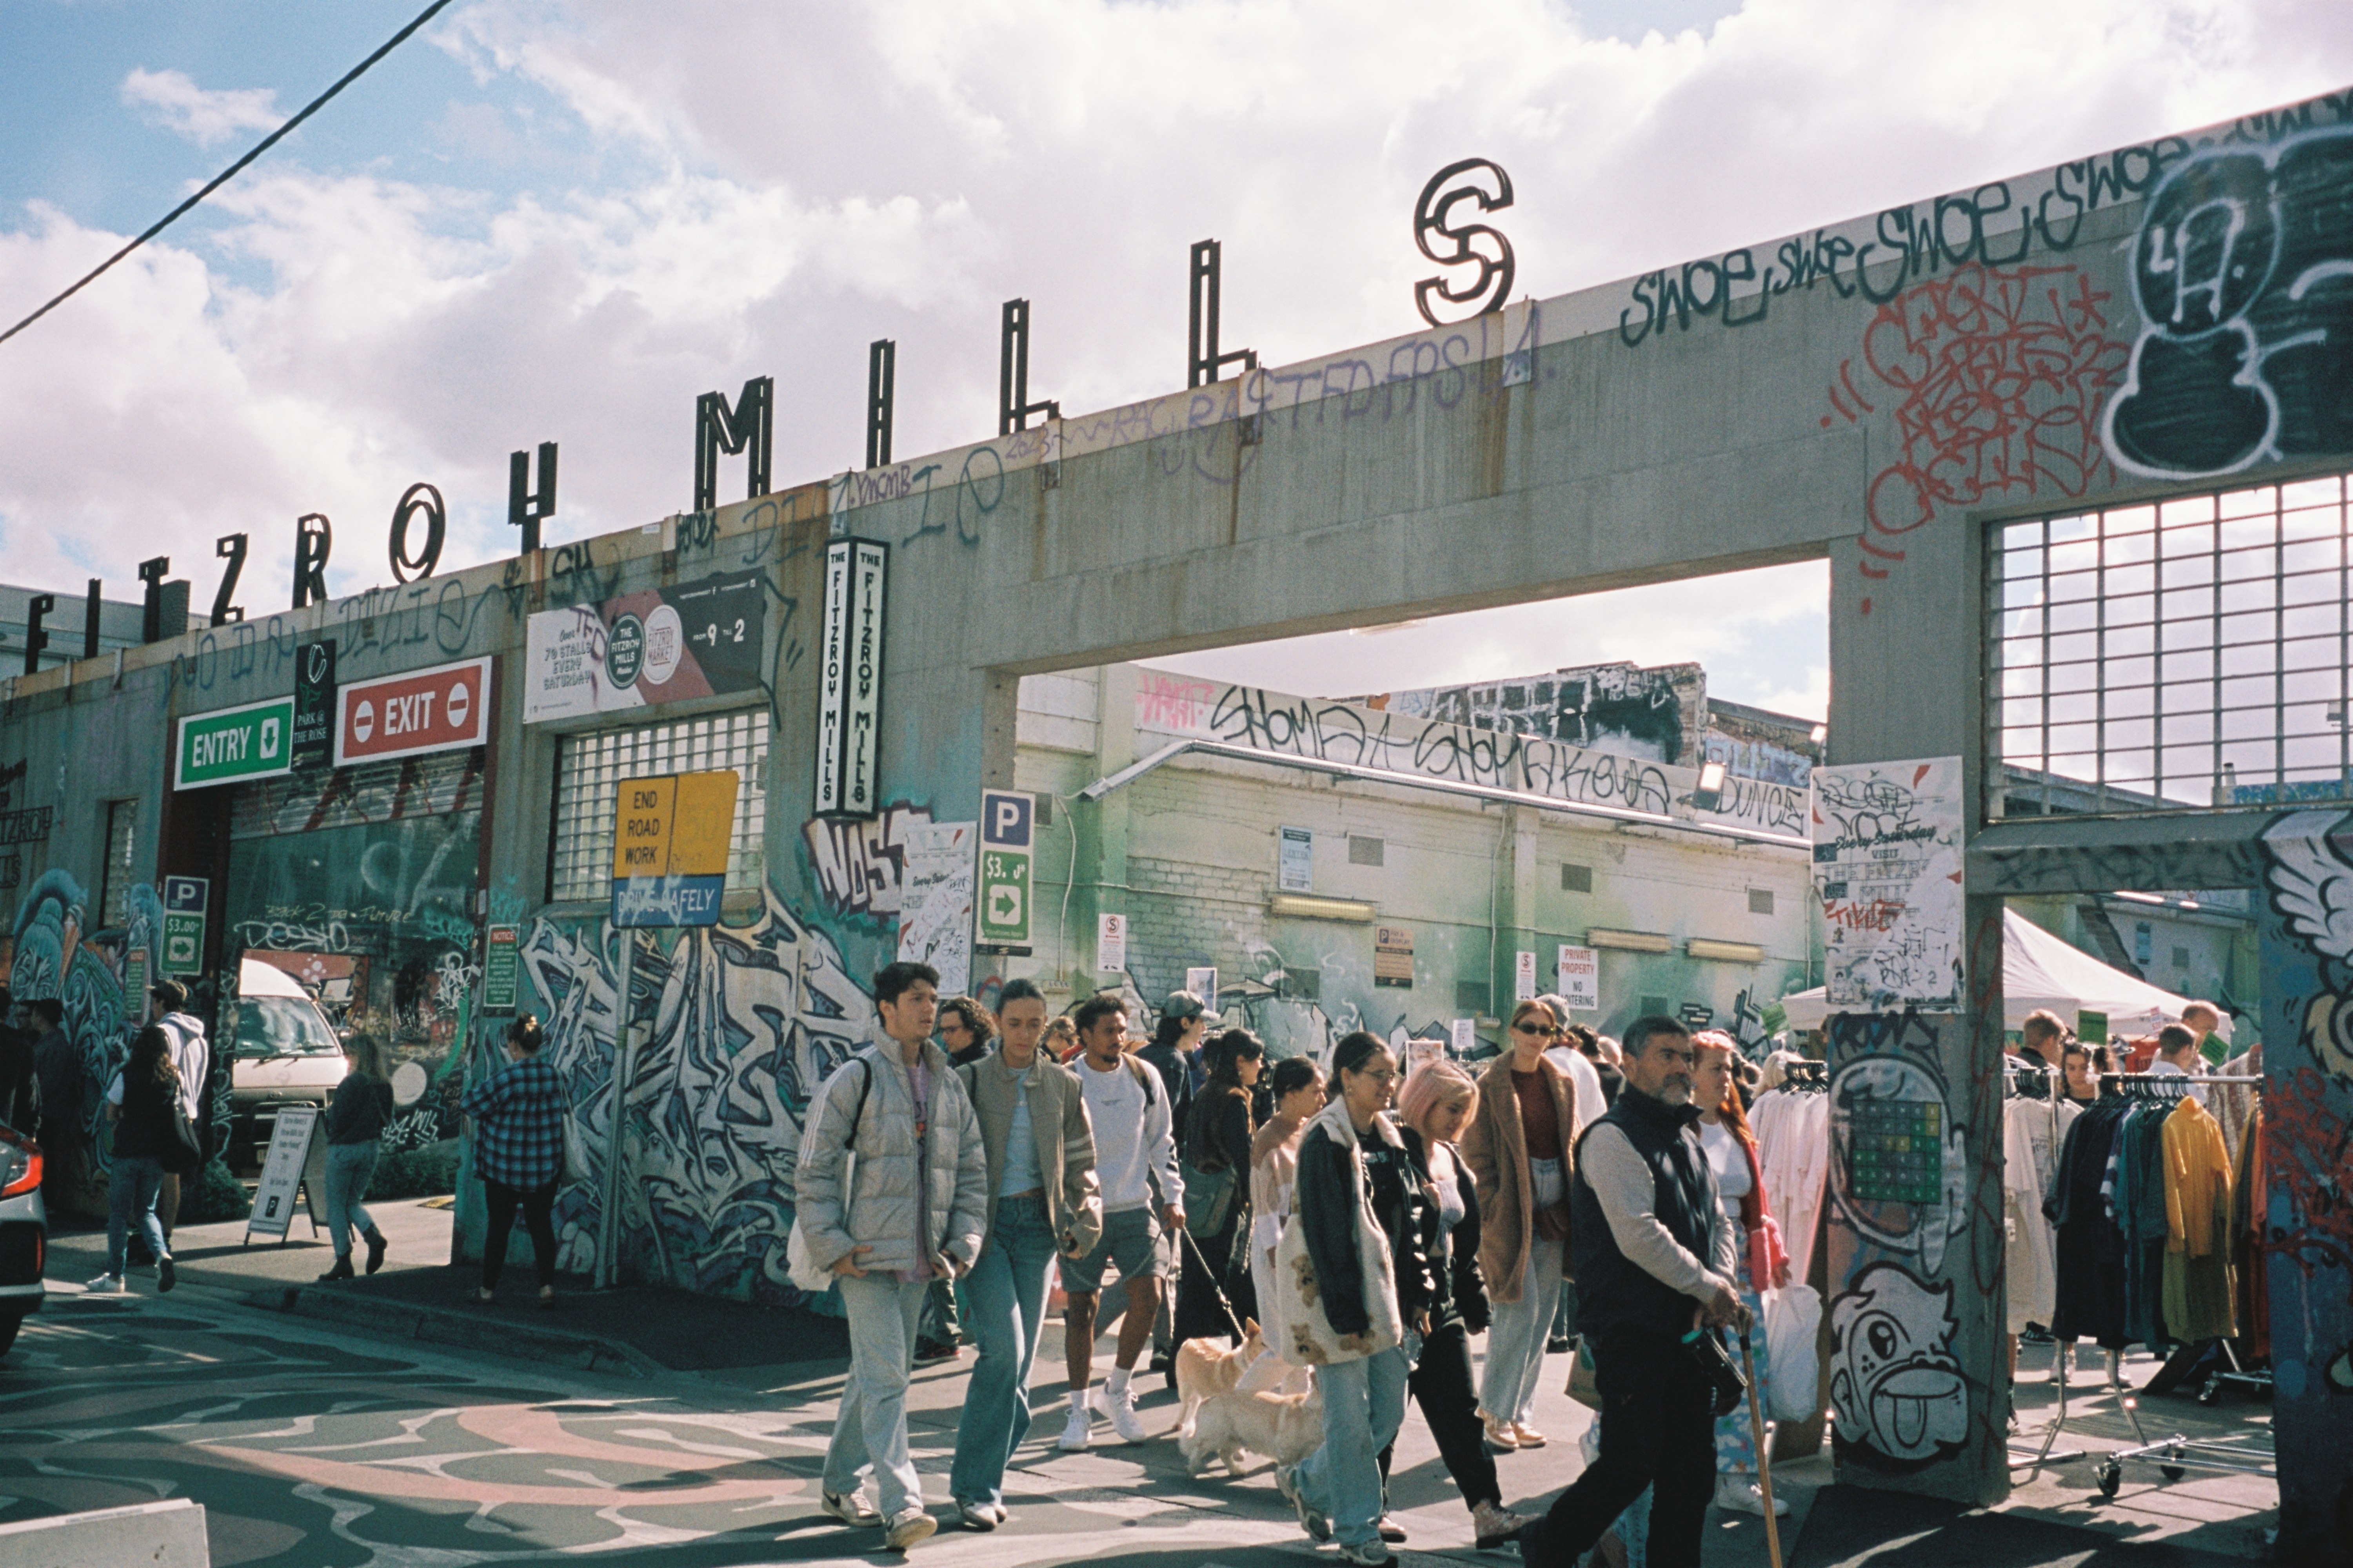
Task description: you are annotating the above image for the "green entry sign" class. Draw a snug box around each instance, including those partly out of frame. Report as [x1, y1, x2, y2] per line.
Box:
[176, 696, 297, 789]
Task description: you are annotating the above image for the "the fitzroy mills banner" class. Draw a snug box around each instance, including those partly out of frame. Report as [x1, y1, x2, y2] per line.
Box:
[521, 570, 766, 723]
[814, 539, 887, 819]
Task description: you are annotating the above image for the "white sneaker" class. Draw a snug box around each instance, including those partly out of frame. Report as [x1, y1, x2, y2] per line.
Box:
[84, 1273, 127, 1293]
[1713, 1473, 1790, 1517]
[820, 1490, 880, 1527]
[1057, 1401, 1093, 1451]
[1337, 1541, 1393, 1566]
[954, 1497, 1001, 1530]
[1092, 1381, 1148, 1443]
[883, 1507, 937, 1550]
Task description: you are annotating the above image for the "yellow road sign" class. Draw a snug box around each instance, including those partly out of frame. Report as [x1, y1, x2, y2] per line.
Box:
[614, 770, 739, 879]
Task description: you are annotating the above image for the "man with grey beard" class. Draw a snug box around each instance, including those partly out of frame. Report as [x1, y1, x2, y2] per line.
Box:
[1511, 1016, 1741, 1568]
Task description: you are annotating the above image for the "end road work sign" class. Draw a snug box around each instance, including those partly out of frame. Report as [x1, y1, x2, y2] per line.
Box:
[176, 696, 296, 789]
[612, 770, 739, 927]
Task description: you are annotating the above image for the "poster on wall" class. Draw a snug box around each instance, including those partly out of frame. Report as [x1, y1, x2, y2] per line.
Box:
[1185, 966, 1217, 1009]
[1097, 912, 1128, 974]
[522, 570, 767, 723]
[1812, 755, 1964, 1009]
[1374, 924, 1414, 988]
[1514, 949, 1537, 1002]
[1451, 1017, 1477, 1055]
[899, 822, 976, 996]
[1278, 826, 1314, 893]
[1556, 945, 1599, 1011]
[481, 925, 520, 1015]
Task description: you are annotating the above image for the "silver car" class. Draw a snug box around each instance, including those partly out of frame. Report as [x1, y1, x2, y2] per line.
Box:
[0, 1124, 45, 1354]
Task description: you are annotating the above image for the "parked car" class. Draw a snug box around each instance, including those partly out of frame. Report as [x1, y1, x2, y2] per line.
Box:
[0, 1125, 43, 1355]
[226, 958, 346, 1170]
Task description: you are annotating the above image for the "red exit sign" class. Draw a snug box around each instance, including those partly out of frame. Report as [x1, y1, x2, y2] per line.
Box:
[334, 656, 495, 766]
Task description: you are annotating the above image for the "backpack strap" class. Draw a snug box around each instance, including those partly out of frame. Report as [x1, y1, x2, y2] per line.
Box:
[1124, 1053, 1160, 1107]
[843, 1058, 874, 1147]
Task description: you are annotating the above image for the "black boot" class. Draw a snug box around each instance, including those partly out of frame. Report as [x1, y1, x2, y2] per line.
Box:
[319, 1255, 356, 1282]
[364, 1227, 388, 1276]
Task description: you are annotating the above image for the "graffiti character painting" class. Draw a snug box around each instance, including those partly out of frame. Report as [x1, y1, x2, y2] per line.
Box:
[1829, 1261, 1971, 1474]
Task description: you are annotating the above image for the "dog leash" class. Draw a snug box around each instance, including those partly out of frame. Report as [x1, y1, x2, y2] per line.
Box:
[1180, 1225, 1249, 1342]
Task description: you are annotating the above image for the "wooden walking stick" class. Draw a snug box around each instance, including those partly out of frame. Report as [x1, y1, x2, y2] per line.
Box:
[1741, 1324, 1784, 1568]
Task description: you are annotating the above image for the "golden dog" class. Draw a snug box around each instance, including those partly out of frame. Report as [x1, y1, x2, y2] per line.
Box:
[1173, 1321, 1265, 1436]
[1179, 1379, 1325, 1478]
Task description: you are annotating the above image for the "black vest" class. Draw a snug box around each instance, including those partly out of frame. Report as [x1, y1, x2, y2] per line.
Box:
[1569, 1088, 1719, 1341]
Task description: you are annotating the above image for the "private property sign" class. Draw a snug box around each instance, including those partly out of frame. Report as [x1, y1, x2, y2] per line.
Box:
[335, 656, 494, 767]
[176, 696, 296, 789]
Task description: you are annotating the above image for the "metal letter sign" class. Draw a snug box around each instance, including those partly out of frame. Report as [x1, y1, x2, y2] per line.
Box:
[612, 769, 739, 927]
[176, 695, 296, 789]
[977, 789, 1034, 950]
[814, 538, 888, 819]
[1413, 158, 1515, 328]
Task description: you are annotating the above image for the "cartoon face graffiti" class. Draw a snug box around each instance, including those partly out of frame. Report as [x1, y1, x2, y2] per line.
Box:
[1829, 1262, 1970, 1473]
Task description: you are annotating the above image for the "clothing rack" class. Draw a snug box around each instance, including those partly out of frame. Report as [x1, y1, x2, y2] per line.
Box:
[2037, 1071, 2275, 1501]
[2003, 1059, 2086, 1470]
[1778, 1059, 1828, 1093]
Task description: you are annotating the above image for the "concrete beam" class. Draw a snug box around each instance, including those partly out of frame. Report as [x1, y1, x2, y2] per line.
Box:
[0, 1499, 209, 1566]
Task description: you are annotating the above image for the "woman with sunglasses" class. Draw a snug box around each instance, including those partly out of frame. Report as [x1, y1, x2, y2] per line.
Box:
[1461, 998, 1580, 1452]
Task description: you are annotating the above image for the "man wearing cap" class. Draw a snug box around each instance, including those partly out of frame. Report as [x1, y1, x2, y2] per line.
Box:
[143, 980, 211, 1241]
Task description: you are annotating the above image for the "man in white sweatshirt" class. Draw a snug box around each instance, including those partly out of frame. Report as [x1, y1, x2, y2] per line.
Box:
[1059, 995, 1185, 1448]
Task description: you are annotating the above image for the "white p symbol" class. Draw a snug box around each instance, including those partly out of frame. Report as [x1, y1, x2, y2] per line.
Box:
[995, 800, 1021, 836]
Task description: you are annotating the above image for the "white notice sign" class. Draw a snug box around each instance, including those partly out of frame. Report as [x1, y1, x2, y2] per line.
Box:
[1278, 826, 1314, 893]
[899, 821, 976, 996]
[1185, 966, 1218, 1011]
[1451, 1018, 1477, 1056]
[1097, 912, 1128, 974]
[1812, 755, 1965, 1009]
[1514, 950, 1537, 1002]
[246, 1104, 325, 1243]
[1557, 945, 1600, 1011]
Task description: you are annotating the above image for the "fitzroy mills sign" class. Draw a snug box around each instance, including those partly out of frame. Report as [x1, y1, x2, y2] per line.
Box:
[176, 696, 297, 790]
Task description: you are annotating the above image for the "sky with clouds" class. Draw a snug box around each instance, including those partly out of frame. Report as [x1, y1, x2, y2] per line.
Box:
[4, 0, 2349, 722]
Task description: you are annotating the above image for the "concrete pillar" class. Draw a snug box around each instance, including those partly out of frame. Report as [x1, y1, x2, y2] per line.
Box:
[1074, 665, 1137, 991]
[1493, 805, 1540, 1012]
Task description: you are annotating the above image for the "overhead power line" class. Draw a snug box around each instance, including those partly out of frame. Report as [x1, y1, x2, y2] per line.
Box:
[0, 0, 455, 350]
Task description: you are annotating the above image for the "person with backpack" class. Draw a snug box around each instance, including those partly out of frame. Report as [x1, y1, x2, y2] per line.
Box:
[796, 961, 990, 1552]
[1173, 1028, 1263, 1348]
[947, 978, 1101, 1529]
[1058, 993, 1185, 1450]
[87, 1024, 194, 1294]
[318, 1034, 394, 1281]
[143, 980, 209, 1246]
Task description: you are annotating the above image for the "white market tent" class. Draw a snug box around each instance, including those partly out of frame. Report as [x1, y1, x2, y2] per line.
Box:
[1778, 907, 2229, 1041]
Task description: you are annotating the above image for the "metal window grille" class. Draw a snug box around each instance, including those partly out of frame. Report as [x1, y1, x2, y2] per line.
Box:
[100, 799, 138, 927]
[1989, 473, 2353, 817]
[549, 708, 769, 903]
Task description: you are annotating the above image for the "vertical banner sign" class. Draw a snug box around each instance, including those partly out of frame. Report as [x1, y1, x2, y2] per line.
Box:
[481, 925, 521, 1014]
[1185, 966, 1218, 1008]
[1097, 912, 1128, 973]
[291, 639, 336, 770]
[899, 821, 977, 996]
[160, 876, 208, 977]
[1556, 945, 1600, 1011]
[814, 539, 889, 818]
[612, 769, 740, 927]
[976, 789, 1034, 951]
[1812, 756, 1965, 1009]
[1374, 925, 1415, 988]
[1514, 949, 1537, 1002]
[1278, 826, 1314, 893]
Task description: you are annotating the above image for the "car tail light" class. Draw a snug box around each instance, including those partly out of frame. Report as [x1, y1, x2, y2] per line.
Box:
[0, 1126, 40, 1198]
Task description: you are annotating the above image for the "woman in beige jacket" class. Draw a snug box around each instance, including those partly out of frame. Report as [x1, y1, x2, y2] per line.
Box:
[1460, 998, 1579, 1450]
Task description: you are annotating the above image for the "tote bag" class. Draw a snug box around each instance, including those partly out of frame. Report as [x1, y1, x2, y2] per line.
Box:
[785, 1061, 872, 1295]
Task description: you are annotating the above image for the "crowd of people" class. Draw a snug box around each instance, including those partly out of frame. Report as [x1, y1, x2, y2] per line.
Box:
[791, 962, 1781, 1566]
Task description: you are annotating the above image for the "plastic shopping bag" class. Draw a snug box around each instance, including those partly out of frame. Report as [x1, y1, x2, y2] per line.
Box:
[1763, 1284, 1822, 1423]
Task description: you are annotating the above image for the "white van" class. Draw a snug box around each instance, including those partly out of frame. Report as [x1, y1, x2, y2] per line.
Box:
[226, 958, 347, 1166]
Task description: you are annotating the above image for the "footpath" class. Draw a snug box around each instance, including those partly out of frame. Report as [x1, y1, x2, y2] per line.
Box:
[42, 1201, 2281, 1566]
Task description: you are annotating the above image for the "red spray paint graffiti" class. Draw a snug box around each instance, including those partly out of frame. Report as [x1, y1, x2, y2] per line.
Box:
[1824, 264, 2129, 614]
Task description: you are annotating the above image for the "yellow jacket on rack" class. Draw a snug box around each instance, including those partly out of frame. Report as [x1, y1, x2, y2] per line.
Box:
[2160, 1096, 2235, 1344]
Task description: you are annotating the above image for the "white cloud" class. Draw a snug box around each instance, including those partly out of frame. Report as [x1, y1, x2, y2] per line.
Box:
[4, 0, 2347, 645]
[120, 67, 283, 148]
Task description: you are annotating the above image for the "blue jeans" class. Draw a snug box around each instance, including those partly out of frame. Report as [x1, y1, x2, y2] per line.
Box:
[107, 1155, 168, 1276]
[324, 1141, 380, 1258]
[825, 1272, 930, 1517]
[949, 1194, 1059, 1508]
[1296, 1342, 1410, 1549]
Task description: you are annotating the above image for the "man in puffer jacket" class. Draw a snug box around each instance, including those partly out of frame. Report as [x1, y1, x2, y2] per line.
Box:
[796, 961, 990, 1550]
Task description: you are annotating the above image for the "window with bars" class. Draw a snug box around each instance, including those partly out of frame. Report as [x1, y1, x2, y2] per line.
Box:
[1990, 473, 2353, 816]
[100, 799, 138, 927]
[549, 709, 770, 903]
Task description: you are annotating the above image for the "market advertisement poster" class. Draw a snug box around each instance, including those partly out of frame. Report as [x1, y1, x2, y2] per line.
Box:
[898, 822, 976, 996]
[523, 570, 766, 722]
[1812, 755, 1964, 1009]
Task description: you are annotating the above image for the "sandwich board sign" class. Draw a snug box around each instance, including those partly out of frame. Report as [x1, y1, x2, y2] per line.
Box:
[245, 1103, 327, 1244]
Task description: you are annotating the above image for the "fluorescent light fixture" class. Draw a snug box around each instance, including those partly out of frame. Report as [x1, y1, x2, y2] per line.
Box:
[1587, 928, 1673, 954]
[1270, 894, 1377, 922]
[1686, 938, 1766, 964]
[2112, 890, 2165, 905]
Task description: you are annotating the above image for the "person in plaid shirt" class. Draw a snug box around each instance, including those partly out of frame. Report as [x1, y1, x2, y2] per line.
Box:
[461, 1015, 568, 1307]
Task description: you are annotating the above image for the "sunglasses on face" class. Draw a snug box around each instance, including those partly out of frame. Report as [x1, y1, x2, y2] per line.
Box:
[1514, 1022, 1562, 1038]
